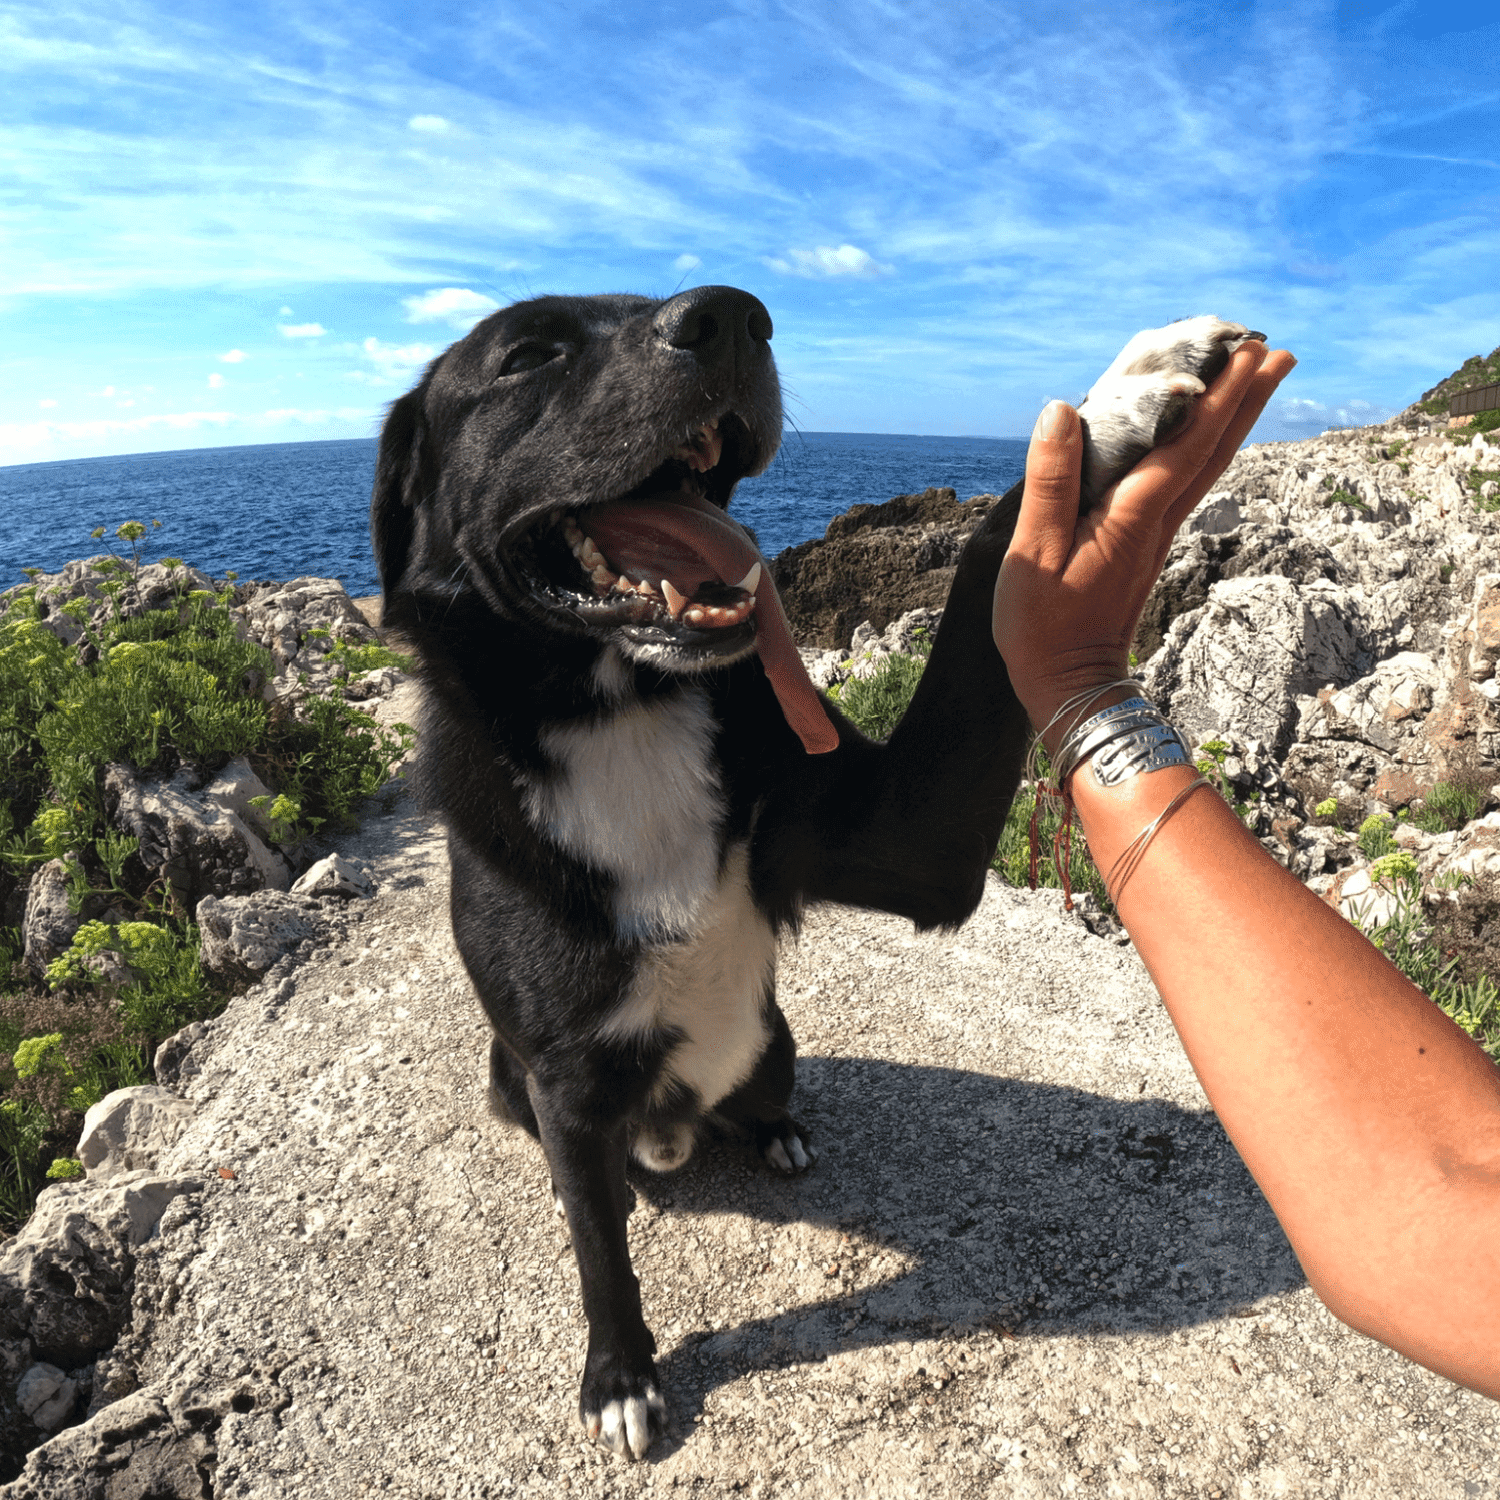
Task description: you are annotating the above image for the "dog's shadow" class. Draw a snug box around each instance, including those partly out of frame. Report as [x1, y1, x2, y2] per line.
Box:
[627, 1054, 1303, 1452]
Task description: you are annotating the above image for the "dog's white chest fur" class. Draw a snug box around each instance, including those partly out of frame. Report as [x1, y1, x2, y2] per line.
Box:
[524, 687, 725, 942]
[522, 688, 775, 1117]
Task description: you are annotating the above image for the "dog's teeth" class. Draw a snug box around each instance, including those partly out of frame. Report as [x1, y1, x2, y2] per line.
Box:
[683, 605, 706, 625]
[735, 563, 761, 594]
[591, 564, 617, 588]
[662, 580, 689, 618]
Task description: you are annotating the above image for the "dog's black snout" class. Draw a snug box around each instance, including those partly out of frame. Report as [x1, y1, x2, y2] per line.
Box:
[654, 286, 773, 354]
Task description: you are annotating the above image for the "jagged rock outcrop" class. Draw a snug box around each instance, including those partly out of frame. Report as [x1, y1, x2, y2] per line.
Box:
[102, 757, 289, 908]
[234, 576, 385, 706]
[771, 487, 1001, 648]
[194, 890, 326, 983]
[0, 1174, 201, 1476]
[17, 561, 217, 653]
[18, 863, 78, 981]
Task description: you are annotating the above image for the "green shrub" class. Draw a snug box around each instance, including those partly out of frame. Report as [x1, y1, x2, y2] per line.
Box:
[993, 772, 1114, 913]
[1412, 780, 1486, 834]
[829, 645, 930, 743]
[1324, 488, 1371, 514]
[1368, 851, 1419, 888]
[1355, 897, 1500, 1066]
[1314, 796, 1340, 821]
[0, 526, 411, 1230]
[1358, 813, 1397, 860]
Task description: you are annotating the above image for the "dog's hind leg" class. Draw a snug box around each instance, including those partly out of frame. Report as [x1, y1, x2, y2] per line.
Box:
[526, 1081, 666, 1460]
[711, 1001, 814, 1174]
[486, 1035, 540, 1138]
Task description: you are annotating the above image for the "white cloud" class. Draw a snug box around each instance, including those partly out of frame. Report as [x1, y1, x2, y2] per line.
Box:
[207, 372, 224, 389]
[38, 398, 57, 408]
[408, 115, 449, 133]
[1, 409, 234, 457]
[402, 287, 499, 330]
[673, 253, 702, 272]
[766, 244, 892, 280]
[279, 306, 294, 317]
[219, 349, 246, 363]
[278, 322, 326, 339]
[359, 336, 436, 384]
[1252, 394, 1398, 443]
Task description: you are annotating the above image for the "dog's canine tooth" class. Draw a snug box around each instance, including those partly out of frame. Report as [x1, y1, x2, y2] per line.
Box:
[661, 579, 689, 618]
[735, 562, 761, 595]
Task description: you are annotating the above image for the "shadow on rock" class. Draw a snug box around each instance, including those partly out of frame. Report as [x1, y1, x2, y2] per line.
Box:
[627, 1055, 1302, 1443]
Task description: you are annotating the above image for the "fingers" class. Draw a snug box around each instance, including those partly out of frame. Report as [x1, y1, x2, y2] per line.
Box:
[1010, 401, 1083, 571]
[1154, 346, 1295, 550]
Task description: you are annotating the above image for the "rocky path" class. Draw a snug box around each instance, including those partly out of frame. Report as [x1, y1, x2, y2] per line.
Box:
[4, 731, 1495, 1496]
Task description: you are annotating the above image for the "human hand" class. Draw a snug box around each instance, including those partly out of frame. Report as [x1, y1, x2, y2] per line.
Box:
[992, 341, 1296, 751]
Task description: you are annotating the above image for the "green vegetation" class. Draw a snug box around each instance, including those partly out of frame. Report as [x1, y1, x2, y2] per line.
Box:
[1354, 876, 1500, 1066]
[1412, 780, 1488, 835]
[1468, 467, 1500, 513]
[1358, 813, 1398, 861]
[1417, 345, 1500, 411]
[0, 527, 412, 1229]
[1444, 409, 1500, 443]
[827, 637, 931, 743]
[1314, 796, 1340, 822]
[1323, 487, 1371, 514]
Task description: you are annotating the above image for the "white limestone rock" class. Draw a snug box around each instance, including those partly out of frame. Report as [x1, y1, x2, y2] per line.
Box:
[76, 1087, 198, 1183]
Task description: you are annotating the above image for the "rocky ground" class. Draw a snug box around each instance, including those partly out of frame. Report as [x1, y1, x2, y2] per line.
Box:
[2, 414, 1500, 1496]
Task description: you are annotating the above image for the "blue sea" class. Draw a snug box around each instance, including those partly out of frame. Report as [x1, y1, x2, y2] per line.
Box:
[0, 432, 1027, 600]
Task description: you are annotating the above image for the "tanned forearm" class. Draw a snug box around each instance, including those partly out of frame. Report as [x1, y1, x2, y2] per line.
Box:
[1064, 750, 1500, 1397]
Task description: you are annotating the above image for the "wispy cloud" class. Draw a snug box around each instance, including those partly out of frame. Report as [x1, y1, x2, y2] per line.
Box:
[767, 244, 891, 280]
[1, 0, 1497, 460]
[402, 287, 499, 330]
[354, 336, 436, 384]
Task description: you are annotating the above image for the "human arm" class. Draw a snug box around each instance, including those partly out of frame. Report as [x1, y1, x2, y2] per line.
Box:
[992, 345, 1500, 1399]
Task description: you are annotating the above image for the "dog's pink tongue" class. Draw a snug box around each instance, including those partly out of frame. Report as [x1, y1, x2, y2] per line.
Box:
[585, 498, 839, 755]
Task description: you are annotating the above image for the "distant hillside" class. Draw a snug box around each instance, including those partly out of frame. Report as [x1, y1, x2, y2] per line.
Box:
[1408, 342, 1500, 416]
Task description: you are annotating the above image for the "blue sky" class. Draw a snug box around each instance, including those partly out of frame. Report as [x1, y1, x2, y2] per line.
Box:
[3, 0, 1498, 465]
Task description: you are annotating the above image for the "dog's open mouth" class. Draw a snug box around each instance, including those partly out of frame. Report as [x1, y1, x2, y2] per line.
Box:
[525, 417, 838, 754]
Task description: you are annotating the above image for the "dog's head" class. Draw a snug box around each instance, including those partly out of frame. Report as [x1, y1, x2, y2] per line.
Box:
[373, 286, 837, 752]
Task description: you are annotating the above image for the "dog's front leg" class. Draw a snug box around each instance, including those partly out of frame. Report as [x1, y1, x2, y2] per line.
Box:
[527, 1085, 665, 1460]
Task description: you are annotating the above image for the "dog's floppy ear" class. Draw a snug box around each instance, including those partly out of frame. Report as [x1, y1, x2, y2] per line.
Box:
[370, 387, 428, 595]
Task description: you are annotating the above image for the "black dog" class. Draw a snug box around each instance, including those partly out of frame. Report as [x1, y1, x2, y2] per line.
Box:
[371, 287, 1259, 1458]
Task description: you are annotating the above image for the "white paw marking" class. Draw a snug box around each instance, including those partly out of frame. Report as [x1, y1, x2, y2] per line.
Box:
[764, 1133, 812, 1173]
[591, 1387, 665, 1460]
[1077, 317, 1258, 501]
[631, 1120, 696, 1173]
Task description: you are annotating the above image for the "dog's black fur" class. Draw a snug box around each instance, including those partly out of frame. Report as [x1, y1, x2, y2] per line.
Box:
[371, 287, 1256, 1458]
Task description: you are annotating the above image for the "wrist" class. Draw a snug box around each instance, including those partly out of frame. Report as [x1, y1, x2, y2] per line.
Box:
[1029, 680, 1142, 764]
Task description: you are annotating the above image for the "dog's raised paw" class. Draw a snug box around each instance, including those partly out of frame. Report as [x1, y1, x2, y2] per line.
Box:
[1077, 316, 1267, 507]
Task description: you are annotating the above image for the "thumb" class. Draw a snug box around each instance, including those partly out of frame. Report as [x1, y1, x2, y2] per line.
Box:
[1010, 402, 1083, 571]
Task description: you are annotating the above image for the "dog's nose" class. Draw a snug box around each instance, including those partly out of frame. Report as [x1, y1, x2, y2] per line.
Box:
[653, 286, 773, 354]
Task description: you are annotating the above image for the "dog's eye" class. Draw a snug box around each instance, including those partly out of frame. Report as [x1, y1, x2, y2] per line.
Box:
[498, 342, 563, 377]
